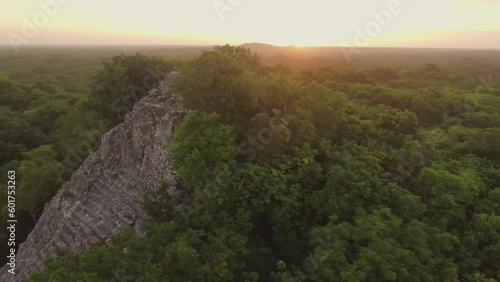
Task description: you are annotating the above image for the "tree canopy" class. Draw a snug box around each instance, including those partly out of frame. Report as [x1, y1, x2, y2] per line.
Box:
[27, 45, 500, 281]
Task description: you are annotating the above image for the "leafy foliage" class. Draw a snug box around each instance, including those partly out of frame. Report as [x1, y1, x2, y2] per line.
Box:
[86, 53, 174, 126]
[22, 46, 500, 281]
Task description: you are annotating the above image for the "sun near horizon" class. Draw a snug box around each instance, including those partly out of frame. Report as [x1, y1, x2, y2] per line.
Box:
[1, 0, 499, 49]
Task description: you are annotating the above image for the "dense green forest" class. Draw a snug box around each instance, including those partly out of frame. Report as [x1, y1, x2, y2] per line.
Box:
[15, 45, 500, 281]
[0, 46, 500, 281]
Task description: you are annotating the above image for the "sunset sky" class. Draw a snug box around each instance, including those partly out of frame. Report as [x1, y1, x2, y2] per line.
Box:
[1, 0, 499, 48]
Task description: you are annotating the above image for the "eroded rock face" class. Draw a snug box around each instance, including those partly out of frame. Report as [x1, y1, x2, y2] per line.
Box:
[0, 72, 185, 281]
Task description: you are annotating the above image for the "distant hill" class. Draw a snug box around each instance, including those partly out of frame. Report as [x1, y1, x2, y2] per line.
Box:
[240, 42, 324, 57]
[240, 42, 281, 55]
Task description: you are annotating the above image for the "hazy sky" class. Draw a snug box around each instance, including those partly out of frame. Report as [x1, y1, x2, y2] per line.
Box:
[1, 0, 499, 48]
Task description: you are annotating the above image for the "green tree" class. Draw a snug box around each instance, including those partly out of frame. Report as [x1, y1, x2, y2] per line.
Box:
[87, 54, 173, 126]
[171, 45, 262, 125]
[170, 112, 238, 187]
[17, 145, 64, 214]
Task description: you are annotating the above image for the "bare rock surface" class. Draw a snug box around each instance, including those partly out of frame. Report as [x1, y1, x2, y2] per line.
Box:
[1, 71, 185, 281]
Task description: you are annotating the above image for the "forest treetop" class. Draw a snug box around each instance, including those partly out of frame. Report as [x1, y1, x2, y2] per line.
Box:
[1, 45, 499, 281]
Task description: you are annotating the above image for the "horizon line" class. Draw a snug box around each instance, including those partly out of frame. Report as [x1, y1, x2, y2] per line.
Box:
[0, 43, 499, 51]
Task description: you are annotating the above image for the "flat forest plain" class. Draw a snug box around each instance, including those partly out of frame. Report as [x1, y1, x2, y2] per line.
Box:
[1, 44, 500, 280]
